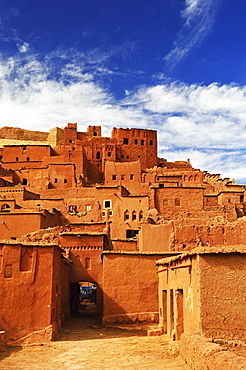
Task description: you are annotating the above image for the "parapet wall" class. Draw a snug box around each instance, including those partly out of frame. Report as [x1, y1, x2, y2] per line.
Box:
[0, 127, 49, 141]
[180, 333, 246, 370]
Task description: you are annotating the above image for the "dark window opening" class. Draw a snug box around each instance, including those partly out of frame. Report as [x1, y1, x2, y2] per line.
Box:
[134, 139, 138, 144]
[93, 132, 97, 136]
[26, 157, 30, 161]
[159, 184, 164, 188]
[132, 211, 137, 220]
[139, 211, 144, 221]
[141, 140, 144, 145]
[104, 200, 111, 208]
[123, 138, 129, 145]
[16, 157, 19, 161]
[23, 146, 26, 150]
[64, 179, 68, 183]
[126, 230, 139, 238]
[124, 210, 130, 220]
[228, 199, 231, 203]
[22, 178, 28, 185]
[150, 139, 153, 145]
[121, 155, 124, 159]
[96, 151, 100, 159]
[126, 156, 129, 159]
[240, 195, 244, 202]
[108, 152, 111, 157]
[112, 175, 116, 180]
[54, 178, 58, 183]
[0, 156, 2, 161]
[121, 175, 125, 180]
[1, 204, 10, 212]
[69, 139, 73, 143]
[130, 174, 134, 180]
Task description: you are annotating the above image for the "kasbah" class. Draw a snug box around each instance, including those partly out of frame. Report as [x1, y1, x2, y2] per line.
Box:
[1, 122, 246, 365]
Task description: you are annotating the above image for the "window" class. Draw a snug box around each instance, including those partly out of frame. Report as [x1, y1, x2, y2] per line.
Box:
[134, 139, 138, 144]
[54, 178, 58, 183]
[126, 230, 139, 238]
[26, 157, 30, 161]
[141, 140, 144, 145]
[96, 151, 101, 159]
[138, 155, 141, 158]
[104, 200, 112, 209]
[22, 178, 28, 185]
[112, 175, 116, 180]
[93, 132, 97, 136]
[0, 156, 2, 161]
[108, 152, 111, 157]
[123, 138, 129, 144]
[159, 184, 164, 188]
[64, 179, 67, 183]
[16, 157, 19, 161]
[130, 174, 134, 180]
[23, 146, 26, 150]
[175, 199, 180, 206]
[121, 175, 125, 180]
[139, 211, 144, 221]
[1, 204, 10, 212]
[109, 210, 113, 216]
[102, 211, 106, 217]
[124, 210, 130, 221]
[4, 265, 12, 278]
[86, 205, 91, 212]
[121, 155, 124, 159]
[149, 139, 153, 145]
[228, 199, 231, 203]
[132, 211, 137, 220]
[69, 139, 72, 143]
[126, 156, 129, 159]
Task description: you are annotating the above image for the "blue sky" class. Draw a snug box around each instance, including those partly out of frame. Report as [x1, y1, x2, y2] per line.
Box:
[1, 0, 246, 182]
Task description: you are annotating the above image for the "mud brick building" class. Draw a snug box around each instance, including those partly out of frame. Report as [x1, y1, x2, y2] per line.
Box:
[0, 122, 246, 345]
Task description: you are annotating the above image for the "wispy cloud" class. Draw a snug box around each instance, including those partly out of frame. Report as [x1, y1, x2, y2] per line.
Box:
[164, 0, 218, 70]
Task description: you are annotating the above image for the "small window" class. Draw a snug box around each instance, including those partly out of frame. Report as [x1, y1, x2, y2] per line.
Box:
[109, 210, 113, 216]
[123, 138, 129, 145]
[228, 199, 231, 203]
[112, 175, 116, 180]
[130, 174, 134, 180]
[175, 199, 180, 206]
[54, 178, 58, 183]
[139, 211, 144, 221]
[64, 179, 67, 183]
[16, 157, 19, 161]
[96, 151, 101, 159]
[126, 156, 129, 159]
[4, 264, 12, 278]
[138, 155, 141, 158]
[121, 175, 125, 180]
[93, 132, 97, 136]
[132, 211, 137, 220]
[102, 211, 106, 217]
[1, 204, 10, 212]
[126, 230, 139, 238]
[23, 147, 26, 150]
[69, 139, 72, 143]
[86, 205, 91, 212]
[159, 184, 164, 188]
[141, 140, 144, 145]
[0, 156, 3, 161]
[149, 139, 153, 145]
[124, 210, 130, 221]
[108, 152, 112, 157]
[26, 157, 30, 161]
[134, 139, 138, 144]
[121, 155, 124, 159]
[22, 178, 28, 185]
[104, 200, 111, 209]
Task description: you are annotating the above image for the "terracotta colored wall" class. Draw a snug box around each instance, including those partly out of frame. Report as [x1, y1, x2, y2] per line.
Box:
[102, 253, 169, 325]
[0, 243, 60, 341]
[158, 256, 201, 340]
[104, 161, 141, 194]
[199, 253, 246, 340]
[138, 222, 174, 252]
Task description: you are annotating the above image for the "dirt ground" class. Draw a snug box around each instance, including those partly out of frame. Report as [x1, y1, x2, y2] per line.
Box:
[0, 305, 190, 370]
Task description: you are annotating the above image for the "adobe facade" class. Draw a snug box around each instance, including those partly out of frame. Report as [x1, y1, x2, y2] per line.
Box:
[0, 122, 246, 345]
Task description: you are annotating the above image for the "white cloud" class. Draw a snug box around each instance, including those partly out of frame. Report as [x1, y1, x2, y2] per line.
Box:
[17, 42, 29, 53]
[164, 0, 218, 70]
[0, 53, 246, 181]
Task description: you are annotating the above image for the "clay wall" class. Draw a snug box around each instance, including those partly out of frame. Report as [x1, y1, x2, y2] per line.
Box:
[111, 127, 158, 169]
[218, 191, 243, 206]
[111, 239, 138, 252]
[0, 242, 62, 342]
[48, 163, 76, 189]
[157, 255, 201, 340]
[2, 145, 51, 168]
[102, 252, 170, 325]
[199, 253, 246, 340]
[104, 161, 141, 194]
[0, 127, 49, 141]
[138, 222, 174, 252]
[154, 187, 204, 218]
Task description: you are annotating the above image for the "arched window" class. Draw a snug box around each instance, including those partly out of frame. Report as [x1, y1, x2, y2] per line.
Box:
[194, 175, 198, 182]
[124, 210, 130, 221]
[1, 204, 10, 212]
[139, 211, 144, 221]
[184, 175, 188, 181]
[132, 211, 137, 221]
[96, 151, 100, 159]
[189, 175, 193, 181]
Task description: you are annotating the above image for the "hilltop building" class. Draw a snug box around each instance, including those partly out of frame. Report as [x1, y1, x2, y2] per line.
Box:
[0, 122, 246, 349]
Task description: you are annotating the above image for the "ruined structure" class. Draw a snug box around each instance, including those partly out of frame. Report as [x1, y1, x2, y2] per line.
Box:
[0, 122, 246, 354]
